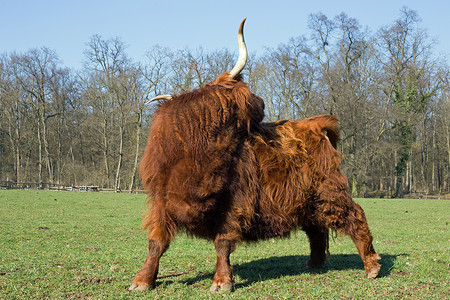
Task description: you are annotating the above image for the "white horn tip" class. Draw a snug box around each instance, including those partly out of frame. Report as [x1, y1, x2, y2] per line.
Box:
[229, 18, 248, 79]
[146, 95, 172, 104]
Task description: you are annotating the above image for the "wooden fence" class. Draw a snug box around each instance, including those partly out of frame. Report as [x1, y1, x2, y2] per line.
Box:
[0, 181, 101, 191]
[0, 180, 447, 198]
[0, 181, 147, 193]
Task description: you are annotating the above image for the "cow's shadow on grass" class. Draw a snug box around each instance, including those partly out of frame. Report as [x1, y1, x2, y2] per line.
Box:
[178, 253, 401, 290]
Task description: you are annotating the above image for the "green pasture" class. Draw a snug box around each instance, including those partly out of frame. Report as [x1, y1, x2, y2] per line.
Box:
[0, 190, 448, 299]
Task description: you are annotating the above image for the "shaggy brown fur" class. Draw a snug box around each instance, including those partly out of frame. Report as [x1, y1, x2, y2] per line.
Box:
[130, 73, 381, 292]
[139, 73, 264, 240]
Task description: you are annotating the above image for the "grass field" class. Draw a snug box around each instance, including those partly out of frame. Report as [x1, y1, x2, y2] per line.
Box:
[0, 190, 448, 299]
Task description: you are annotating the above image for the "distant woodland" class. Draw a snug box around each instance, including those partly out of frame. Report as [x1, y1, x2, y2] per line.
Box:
[1, 8, 449, 197]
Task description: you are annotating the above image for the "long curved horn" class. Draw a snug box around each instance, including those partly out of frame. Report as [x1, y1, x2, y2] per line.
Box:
[145, 94, 172, 104]
[229, 18, 247, 79]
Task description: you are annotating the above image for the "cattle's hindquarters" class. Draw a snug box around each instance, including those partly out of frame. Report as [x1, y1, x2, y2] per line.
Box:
[316, 173, 381, 278]
[288, 116, 381, 278]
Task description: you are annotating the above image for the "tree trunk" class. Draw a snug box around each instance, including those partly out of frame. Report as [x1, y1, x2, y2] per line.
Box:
[114, 123, 124, 192]
[129, 111, 142, 193]
[7, 124, 21, 184]
[431, 118, 437, 192]
[15, 143, 20, 184]
[102, 118, 110, 188]
[351, 174, 358, 197]
[41, 114, 53, 183]
[37, 120, 43, 187]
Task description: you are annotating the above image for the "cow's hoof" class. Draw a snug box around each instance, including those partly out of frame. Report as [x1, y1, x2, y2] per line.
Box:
[365, 254, 381, 279]
[306, 259, 325, 269]
[209, 282, 233, 292]
[366, 265, 381, 279]
[128, 283, 152, 291]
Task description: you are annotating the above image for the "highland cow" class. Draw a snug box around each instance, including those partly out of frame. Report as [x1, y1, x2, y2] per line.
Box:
[129, 19, 381, 292]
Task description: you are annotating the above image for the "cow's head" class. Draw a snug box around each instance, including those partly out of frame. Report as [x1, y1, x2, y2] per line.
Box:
[147, 18, 249, 104]
[146, 18, 264, 131]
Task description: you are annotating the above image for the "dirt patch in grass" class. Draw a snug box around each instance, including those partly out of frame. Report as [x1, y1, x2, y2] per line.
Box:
[78, 275, 114, 284]
[83, 247, 100, 252]
[62, 292, 92, 299]
[393, 270, 409, 276]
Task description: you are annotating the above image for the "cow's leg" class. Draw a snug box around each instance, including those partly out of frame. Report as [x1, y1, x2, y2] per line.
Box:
[303, 224, 328, 268]
[129, 224, 172, 291]
[209, 237, 237, 292]
[318, 177, 381, 278]
[344, 202, 381, 278]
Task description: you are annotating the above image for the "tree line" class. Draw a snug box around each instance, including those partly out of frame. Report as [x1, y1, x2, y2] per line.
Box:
[1, 8, 449, 197]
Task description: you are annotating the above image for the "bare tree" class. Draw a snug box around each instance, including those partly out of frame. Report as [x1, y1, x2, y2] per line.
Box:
[377, 7, 438, 197]
[83, 35, 131, 190]
[12, 48, 64, 185]
[0, 55, 26, 183]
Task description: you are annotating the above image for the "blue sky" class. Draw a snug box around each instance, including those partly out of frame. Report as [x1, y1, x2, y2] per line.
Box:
[1, 0, 449, 69]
